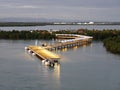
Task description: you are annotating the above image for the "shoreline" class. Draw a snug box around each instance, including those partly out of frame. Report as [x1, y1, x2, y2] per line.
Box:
[0, 29, 120, 54]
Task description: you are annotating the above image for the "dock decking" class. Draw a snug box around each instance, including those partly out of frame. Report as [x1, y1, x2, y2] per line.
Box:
[25, 34, 93, 66]
[45, 34, 93, 50]
[26, 45, 60, 60]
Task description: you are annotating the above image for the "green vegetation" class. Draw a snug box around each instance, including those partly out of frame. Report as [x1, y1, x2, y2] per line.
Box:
[76, 29, 120, 54]
[0, 22, 53, 26]
[54, 29, 120, 54]
[54, 29, 120, 40]
[0, 29, 120, 54]
[0, 30, 55, 40]
[85, 30, 120, 40]
[103, 36, 120, 54]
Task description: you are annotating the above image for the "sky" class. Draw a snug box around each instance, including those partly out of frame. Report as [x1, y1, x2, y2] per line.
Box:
[0, 0, 120, 22]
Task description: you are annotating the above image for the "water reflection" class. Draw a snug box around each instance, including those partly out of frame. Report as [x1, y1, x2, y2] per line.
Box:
[61, 48, 67, 52]
[73, 46, 78, 51]
[53, 43, 92, 53]
[24, 50, 36, 61]
[38, 64, 61, 90]
[24, 40, 92, 90]
[25, 49, 61, 90]
[40, 63, 61, 80]
[25, 49, 61, 89]
[53, 64, 61, 80]
[1, 40, 120, 90]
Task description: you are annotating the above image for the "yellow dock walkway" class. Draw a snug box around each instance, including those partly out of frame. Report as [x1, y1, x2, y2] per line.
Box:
[25, 34, 93, 66]
[27, 45, 60, 61]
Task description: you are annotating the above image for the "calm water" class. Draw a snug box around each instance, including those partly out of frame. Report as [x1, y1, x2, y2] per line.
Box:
[0, 25, 120, 31]
[0, 40, 120, 90]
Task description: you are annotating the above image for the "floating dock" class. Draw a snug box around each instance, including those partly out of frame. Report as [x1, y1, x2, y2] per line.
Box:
[25, 34, 93, 67]
[25, 46, 60, 66]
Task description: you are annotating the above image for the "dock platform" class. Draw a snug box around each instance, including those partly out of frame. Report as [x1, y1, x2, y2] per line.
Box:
[25, 34, 93, 67]
[25, 45, 60, 66]
[44, 34, 93, 50]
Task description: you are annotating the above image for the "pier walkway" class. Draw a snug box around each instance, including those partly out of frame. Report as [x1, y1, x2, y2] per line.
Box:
[26, 46, 60, 60]
[44, 34, 93, 50]
[25, 34, 93, 66]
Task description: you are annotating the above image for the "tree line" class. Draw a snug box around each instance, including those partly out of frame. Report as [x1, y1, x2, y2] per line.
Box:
[54, 29, 120, 54]
[0, 30, 55, 40]
[54, 29, 120, 40]
[103, 36, 120, 54]
[0, 22, 53, 27]
[0, 29, 120, 54]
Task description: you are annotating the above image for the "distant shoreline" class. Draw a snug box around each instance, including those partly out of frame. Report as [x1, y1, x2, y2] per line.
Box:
[0, 22, 120, 27]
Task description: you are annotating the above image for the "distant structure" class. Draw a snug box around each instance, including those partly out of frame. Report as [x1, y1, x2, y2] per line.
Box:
[25, 34, 93, 67]
[53, 22, 94, 25]
[88, 22, 94, 24]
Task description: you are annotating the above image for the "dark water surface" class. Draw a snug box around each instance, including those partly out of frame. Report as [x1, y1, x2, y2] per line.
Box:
[0, 40, 120, 90]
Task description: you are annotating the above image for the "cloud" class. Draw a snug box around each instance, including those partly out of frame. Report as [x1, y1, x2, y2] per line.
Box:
[0, 0, 120, 21]
[0, 4, 44, 9]
[17, 5, 49, 9]
[0, 0, 120, 9]
[16, 5, 38, 9]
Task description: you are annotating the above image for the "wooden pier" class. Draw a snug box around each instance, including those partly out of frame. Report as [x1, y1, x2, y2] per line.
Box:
[44, 34, 93, 50]
[25, 34, 93, 67]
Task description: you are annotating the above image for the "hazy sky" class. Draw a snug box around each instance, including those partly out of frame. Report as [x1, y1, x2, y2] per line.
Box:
[0, 0, 120, 21]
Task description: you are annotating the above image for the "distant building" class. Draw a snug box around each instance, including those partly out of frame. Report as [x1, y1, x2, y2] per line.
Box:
[77, 23, 82, 25]
[88, 22, 94, 24]
[53, 22, 67, 25]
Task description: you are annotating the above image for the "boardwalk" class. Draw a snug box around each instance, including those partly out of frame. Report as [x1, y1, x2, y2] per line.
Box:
[26, 46, 60, 60]
[25, 34, 93, 66]
[44, 34, 93, 50]
[25, 45, 60, 66]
